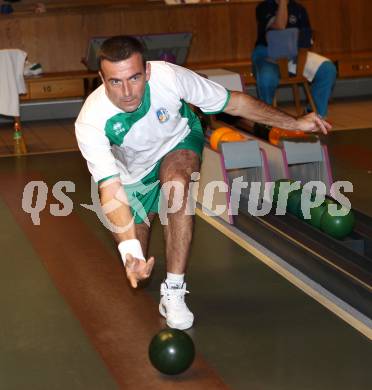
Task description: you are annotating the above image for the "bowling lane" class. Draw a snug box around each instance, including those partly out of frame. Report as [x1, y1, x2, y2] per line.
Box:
[147, 216, 372, 390]
[0, 152, 371, 389]
[0, 153, 229, 389]
[0, 197, 117, 388]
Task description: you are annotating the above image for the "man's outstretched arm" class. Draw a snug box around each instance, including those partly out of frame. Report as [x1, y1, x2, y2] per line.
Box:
[99, 177, 154, 288]
[224, 91, 331, 134]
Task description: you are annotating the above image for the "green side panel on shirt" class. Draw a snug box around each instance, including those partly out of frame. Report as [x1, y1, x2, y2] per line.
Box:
[179, 99, 203, 132]
[104, 82, 151, 146]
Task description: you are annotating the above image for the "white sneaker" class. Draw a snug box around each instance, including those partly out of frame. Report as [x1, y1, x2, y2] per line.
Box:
[159, 282, 194, 330]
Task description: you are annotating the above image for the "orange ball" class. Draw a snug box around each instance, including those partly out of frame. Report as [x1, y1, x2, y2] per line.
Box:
[269, 127, 307, 145]
[220, 130, 246, 144]
[210, 127, 234, 151]
[268, 127, 282, 146]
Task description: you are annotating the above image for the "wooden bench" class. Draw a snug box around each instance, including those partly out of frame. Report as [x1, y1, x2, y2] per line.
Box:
[18, 51, 372, 103]
[324, 51, 372, 78]
[20, 70, 99, 101]
[18, 62, 254, 103]
[188, 51, 372, 86]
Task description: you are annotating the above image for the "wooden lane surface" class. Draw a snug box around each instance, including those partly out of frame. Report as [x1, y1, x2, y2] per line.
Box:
[0, 171, 229, 390]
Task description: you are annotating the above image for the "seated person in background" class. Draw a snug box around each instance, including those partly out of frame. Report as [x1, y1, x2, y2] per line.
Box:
[252, 0, 337, 118]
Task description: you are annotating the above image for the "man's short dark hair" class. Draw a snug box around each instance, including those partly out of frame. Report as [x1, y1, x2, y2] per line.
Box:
[98, 35, 146, 71]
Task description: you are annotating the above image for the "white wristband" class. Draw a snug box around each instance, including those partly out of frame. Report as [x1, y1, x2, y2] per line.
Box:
[118, 239, 145, 266]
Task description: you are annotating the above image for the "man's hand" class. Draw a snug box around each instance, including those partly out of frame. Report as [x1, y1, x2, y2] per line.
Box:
[125, 254, 155, 288]
[296, 112, 332, 135]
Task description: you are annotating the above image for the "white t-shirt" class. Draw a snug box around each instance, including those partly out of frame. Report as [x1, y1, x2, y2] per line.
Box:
[75, 61, 229, 184]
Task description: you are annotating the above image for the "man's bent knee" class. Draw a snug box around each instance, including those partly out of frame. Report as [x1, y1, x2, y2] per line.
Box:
[164, 171, 194, 188]
[160, 149, 200, 182]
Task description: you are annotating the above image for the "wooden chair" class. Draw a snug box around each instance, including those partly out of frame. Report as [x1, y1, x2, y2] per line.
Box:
[273, 48, 317, 116]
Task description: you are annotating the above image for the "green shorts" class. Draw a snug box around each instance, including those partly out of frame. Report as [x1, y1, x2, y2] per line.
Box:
[124, 125, 204, 224]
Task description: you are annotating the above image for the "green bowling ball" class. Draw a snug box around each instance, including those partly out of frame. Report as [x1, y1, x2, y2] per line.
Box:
[287, 189, 302, 216]
[308, 203, 327, 227]
[297, 189, 318, 220]
[307, 198, 335, 226]
[149, 329, 195, 375]
[320, 207, 355, 239]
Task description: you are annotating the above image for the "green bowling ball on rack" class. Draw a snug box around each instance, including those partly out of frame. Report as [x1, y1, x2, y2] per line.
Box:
[307, 198, 335, 228]
[320, 207, 355, 239]
[294, 190, 330, 221]
[308, 203, 327, 227]
[287, 189, 303, 216]
[296, 189, 316, 220]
